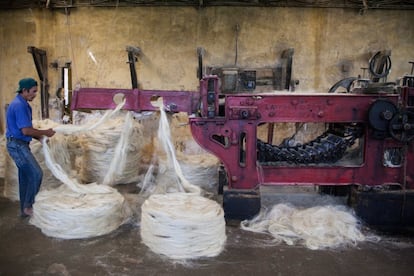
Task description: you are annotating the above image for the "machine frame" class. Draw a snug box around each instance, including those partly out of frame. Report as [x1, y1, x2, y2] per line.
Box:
[70, 49, 414, 226]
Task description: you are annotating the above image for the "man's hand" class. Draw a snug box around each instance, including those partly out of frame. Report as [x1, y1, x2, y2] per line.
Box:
[22, 127, 56, 139]
[43, 128, 56, 138]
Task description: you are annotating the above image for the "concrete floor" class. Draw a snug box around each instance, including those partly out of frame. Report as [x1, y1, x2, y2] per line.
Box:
[1, 178, 414, 276]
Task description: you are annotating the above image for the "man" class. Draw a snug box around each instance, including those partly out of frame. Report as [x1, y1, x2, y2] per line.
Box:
[6, 78, 56, 217]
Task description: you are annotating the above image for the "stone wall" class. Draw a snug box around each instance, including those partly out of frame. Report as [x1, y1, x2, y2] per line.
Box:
[0, 7, 413, 131]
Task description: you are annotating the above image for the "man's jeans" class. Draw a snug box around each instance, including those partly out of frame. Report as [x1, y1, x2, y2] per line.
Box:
[6, 138, 43, 214]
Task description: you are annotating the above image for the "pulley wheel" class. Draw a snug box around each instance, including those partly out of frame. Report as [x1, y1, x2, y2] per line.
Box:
[368, 100, 398, 132]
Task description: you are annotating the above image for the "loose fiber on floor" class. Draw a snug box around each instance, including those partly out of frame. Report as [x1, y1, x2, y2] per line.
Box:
[241, 203, 375, 250]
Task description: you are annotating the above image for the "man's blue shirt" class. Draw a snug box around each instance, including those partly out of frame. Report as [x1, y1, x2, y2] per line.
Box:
[6, 94, 33, 142]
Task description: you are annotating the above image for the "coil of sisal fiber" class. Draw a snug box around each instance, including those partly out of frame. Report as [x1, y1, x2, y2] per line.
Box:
[141, 193, 226, 259]
[29, 137, 132, 239]
[30, 184, 130, 239]
[140, 99, 226, 259]
[29, 100, 132, 239]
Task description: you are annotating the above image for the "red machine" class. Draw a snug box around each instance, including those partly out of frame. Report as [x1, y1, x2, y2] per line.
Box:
[71, 54, 414, 228]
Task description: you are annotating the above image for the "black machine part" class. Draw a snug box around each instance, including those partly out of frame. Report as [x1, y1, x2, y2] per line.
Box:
[389, 110, 414, 142]
[368, 99, 398, 132]
[328, 77, 358, 93]
[368, 99, 414, 142]
[257, 124, 362, 165]
[369, 50, 392, 82]
[329, 50, 393, 94]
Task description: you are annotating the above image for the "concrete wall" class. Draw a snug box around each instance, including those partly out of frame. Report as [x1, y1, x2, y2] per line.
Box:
[1, 7, 413, 132]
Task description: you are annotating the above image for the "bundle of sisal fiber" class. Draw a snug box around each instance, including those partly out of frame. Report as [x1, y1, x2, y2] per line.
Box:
[139, 99, 226, 260]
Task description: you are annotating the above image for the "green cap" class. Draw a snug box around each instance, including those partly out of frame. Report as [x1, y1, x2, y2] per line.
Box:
[16, 78, 38, 92]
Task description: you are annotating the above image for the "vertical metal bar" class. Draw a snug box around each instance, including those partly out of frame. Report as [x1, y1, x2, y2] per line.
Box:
[267, 123, 274, 144]
[197, 47, 204, 80]
[27, 46, 49, 119]
[126, 46, 141, 89]
[282, 48, 294, 90]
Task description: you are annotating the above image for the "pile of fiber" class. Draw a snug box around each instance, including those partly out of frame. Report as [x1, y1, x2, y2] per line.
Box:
[177, 151, 219, 194]
[29, 103, 133, 239]
[141, 193, 226, 259]
[78, 111, 148, 185]
[139, 116, 220, 195]
[0, 136, 19, 201]
[3, 154, 19, 201]
[139, 100, 226, 260]
[32, 119, 80, 190]
[241, 203, 374, 250]
[139, 147, 219, 195]
[31, 183, 130, 239]
[170, 114, 220, 192]
[0, 135, 5, 178]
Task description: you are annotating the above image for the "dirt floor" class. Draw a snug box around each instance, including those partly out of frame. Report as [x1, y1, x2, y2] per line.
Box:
[1, 178, 414, 276]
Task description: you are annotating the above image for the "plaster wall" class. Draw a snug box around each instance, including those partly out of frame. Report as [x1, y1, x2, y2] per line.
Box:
[0, 7, 413, 132]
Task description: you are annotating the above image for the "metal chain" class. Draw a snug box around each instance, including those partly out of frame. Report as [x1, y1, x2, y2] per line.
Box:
[257, 124, 362, 164]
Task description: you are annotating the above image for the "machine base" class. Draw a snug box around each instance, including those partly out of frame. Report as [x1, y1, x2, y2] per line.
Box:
[350, 188, 414, 232]
[223, 189, 261, 221]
